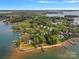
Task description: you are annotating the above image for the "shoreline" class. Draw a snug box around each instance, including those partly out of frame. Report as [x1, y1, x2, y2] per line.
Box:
[9, 37, 79, 59]
[9, 43, 61, 59]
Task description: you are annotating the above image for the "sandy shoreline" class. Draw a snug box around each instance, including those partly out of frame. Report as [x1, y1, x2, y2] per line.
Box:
[9, 37, 79, 59]
[9, 43, 61, 59]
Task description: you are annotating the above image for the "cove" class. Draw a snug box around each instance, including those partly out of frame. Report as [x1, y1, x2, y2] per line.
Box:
[0, 21, 19, 59]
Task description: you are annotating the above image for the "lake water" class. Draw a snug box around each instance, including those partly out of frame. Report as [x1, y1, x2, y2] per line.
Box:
[22, 43, 79, 59]
[0, 21, 19, 59]
[0, 21, 79, 59]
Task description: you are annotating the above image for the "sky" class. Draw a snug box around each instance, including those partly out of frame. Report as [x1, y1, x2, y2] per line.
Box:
[0, 0, 79, 10]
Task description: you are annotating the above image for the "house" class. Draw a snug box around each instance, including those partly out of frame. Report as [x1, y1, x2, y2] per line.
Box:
[64, 15, 79, 26]
[73, 17, 79, 26]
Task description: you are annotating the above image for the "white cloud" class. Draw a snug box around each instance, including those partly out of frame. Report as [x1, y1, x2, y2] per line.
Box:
[37, 0, 79, 4]
[15, 7, 79, 10]
[37, 1, 58, 3]
[67, 0, 79, 3]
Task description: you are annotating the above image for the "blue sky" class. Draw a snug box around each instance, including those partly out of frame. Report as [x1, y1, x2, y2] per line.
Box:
[0, 0, 79, 10]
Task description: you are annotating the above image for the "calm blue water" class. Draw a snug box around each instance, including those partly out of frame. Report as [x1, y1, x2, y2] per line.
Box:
[0, 21, 19, 59]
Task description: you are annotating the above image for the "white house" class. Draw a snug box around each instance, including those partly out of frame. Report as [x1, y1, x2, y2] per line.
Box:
[73, 17, 79, 25]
